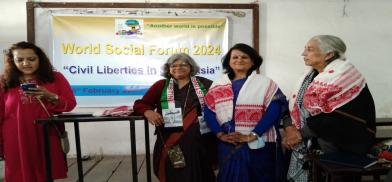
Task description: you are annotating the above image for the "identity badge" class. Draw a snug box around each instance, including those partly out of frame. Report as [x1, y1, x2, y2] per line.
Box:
[162, 108, 183, 128]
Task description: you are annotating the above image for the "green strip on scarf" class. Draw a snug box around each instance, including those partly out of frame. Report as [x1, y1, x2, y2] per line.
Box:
[197, 79, 207, 95]
[160, 79, 170, 109]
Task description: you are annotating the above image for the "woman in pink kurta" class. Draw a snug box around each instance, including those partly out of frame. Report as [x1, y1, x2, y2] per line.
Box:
[0, 41, 77, 182]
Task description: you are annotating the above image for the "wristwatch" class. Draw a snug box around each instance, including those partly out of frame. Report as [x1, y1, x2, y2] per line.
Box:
[250, 132, 258, 137]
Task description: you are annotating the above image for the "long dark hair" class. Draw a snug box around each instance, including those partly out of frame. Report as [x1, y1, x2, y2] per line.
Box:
[2, 41, 55, 91]
[222, 43, 263, 79]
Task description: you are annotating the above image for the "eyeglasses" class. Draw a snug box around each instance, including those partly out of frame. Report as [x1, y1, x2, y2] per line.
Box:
[170, 63, 190, 68]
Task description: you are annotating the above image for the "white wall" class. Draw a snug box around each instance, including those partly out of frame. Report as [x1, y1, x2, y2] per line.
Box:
[0, 0, 27, 71]
[261, 0, 392, 116]
[1, 0, 391, 155]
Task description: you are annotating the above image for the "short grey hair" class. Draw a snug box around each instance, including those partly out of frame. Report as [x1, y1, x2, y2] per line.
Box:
[311, 35, 347, 60]
[161, 53, 200, 78]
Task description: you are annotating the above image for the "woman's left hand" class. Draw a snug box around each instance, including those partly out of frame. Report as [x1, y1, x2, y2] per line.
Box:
[24, 86, 58, 102]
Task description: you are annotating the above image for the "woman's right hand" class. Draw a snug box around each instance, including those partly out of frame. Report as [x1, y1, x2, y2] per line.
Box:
[283, 126, 302, 149]
[216, 132, 241, 145]
[144, 110, 164, 126]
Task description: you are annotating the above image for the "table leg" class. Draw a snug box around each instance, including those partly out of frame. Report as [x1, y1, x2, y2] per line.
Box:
[130, 120, 138, 182]
[43, 123, 53, 182]
[74, 122, 84, 182]
[144, 119, 152, 182]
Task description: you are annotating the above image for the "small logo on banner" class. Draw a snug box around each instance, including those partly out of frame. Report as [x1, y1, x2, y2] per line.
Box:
[115, 19, 144, 38]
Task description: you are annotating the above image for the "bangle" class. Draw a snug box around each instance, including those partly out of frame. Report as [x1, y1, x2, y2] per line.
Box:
[248, 132, 258, 142]
[49, 94, 59, 102]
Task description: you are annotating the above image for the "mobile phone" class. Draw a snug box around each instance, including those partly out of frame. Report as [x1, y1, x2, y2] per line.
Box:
[20, 83, 37, 91]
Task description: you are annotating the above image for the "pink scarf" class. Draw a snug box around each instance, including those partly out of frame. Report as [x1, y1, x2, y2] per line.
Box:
[289, 59, 366, 129]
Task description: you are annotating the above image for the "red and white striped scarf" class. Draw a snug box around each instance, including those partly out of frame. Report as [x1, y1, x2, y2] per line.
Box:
[289, 59, 366, 129]
[205, 71, 279, 142]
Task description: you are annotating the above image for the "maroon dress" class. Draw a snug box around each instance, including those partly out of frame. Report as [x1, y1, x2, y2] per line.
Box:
[133, 76, 217, 182]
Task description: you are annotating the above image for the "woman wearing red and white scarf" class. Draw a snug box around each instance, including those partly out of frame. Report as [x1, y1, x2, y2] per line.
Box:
[284, 35, 376, 182]
[204, 43, 288, 182]
[133, 53, 217, 182]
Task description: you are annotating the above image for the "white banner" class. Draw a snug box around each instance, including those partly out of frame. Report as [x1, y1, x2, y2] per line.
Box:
[52, 16, 228, 106]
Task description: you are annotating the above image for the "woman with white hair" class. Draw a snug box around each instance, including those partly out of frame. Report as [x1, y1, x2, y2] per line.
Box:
[283, 35, 376, 181]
